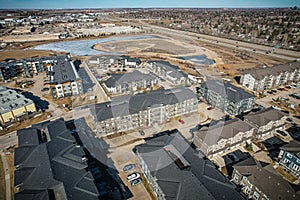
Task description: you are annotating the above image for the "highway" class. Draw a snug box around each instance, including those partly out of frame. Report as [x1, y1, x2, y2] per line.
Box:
[128, 20, 300, 62]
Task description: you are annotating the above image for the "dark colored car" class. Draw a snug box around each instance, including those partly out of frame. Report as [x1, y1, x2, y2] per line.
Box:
[123, 164, 135, 172]
[130, 178, 142, 186]
[276, 130, 287, 137]
[286, 118, 293, 122]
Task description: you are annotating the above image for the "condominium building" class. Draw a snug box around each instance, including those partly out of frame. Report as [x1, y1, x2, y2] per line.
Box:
[104, 70, 158, 94]
[240, 60, 300, 93]
[197, 79, 256, 115]
[91, 87, 197, 136]
[48, 55, 83, 98]
[244, 107, 287, 140]
[0, 56, 57, 81]
[146, 60, 190, 86]
[0, 86, 36, 125]
[278, 141, 300, 179]
[193, 118, 255, 158]
[232, 157, 300, 200]
[134, 129, 244, 200]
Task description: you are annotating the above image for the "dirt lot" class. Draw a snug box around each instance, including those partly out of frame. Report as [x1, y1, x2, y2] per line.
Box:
[0, 156, 5, 200]
[0, 50, 56, 62]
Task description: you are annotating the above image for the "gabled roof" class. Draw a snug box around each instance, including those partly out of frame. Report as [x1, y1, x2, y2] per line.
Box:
[200, 79, 255, 103]
[242, 60, 300, 80]
[14, 118, 99, 200]
[135, 129, 243, 200]
[195, 118, 253, 147]
[280, 141, 300, 158]
[245, 107, 285, 127]
[104, 70, 156, 88]
[92, 87, 196, 121]
[233, 157, 300, 200]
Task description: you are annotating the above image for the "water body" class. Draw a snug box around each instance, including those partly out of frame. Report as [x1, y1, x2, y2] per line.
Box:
[178, 55, 215, 65]
[33, 35, 161, 56]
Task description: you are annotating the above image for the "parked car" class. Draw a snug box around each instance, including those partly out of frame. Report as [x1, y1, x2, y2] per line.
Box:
[139, 130, 145, 136]
[130, 178, 142, 186]
[286, 118, 293, 122]
[276, 130, 287, 137]
[271, 89, 277, 93]
[123, 164, 135, 172]
[41, 88, 49, 92]
[178, 119, 185, 124]
[207, 107, 214, 110]
[127, 172, 140, 181]
[267, 91, 273, 94]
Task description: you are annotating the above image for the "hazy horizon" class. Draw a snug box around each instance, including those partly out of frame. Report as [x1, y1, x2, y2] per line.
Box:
[0, 0, 299, 9]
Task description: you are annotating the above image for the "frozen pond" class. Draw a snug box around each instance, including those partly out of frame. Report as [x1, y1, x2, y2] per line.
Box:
[177, 55, 215, 65]
[33, 35, 160, 56]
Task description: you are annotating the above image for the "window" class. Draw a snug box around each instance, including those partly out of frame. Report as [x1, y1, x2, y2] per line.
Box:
[287, 153, 292, 158]
[253, 191, 260, 200]
[233, 174, 239, 182]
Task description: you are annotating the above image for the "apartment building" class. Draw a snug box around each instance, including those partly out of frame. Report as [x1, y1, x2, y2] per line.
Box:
[244, 107, 287, 140]
[197, 79, 256, 115]
[0, 56, 57, 81]
[91, 87, 197, 136]
[146, 60, 190, 86]
[278, 141, 300, 179]
[240, 60, 300, 93]
[89, 55, 141, 67]
[104, 70, 158, 94]
[134, 129, 244, 200]
[193, 118, 255, 158]
[0, 86, 36, 125]
[48, 55, 83, 98]
[232, 157, 300, 200]
[14, 119, 99, 200]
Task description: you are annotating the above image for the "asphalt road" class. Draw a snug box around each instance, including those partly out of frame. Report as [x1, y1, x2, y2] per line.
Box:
[128, 20, 300, 61]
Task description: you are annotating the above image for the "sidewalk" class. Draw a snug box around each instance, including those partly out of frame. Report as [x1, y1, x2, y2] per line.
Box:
[1, 151, 10, 200]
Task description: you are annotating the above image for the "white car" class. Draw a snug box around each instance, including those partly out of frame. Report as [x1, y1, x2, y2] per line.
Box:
[127, 172, 140, 182]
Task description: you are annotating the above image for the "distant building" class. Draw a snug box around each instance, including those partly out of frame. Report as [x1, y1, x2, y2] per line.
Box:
[197, 79, 256, 115]
[146, 60, 190, 86]
[0, 56, 57, 81]
[244, 107, 287, 140]
[14, 119, 99, 200]
[193, 118, 255, 158]
[48, 55, 83, 98]
[134, 129, 244, 200]
[89, 55, 141, 67]
[232, 157, 300, 200]
[278, 141, 300, 179]
[0, 86, 36, 125]
[91, 87, 197, 136]
[240, 60, 300, 93]
[104, 70, 158, 94]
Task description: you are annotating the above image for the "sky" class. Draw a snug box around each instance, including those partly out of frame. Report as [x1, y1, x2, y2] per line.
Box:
[0, 0, 299, 9]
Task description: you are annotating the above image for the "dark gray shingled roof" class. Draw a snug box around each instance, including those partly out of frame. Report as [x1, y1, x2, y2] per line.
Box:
[280, 141, 300, 158]
[52, 56, 80, 84]
[200, 79, 255, 103]
[195, 118, 253, 147]
[104, 70, 156, 88]
[135, 129, 244, 200]
[14, 118, 99, 200]
[242, 60, 300, 80]
[233, 157, 300, 200]
[92, 87, 196, 122]
[149, 60, 188, 78]
[244, 107, 285, 127]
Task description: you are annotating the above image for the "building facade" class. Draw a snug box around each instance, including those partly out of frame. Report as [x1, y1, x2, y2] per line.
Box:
[197, 79, 256, 115]
[91, 87, 198, 136]
[193, 118, 255, 158]
[0, 86, 36, 125]
[244, 107, 287, 140]
[278, 141, 300, 179]
[146, 60, 190, 86]
[134, 129, 244, 200]
[240, 61, 300, 93]
[104, 70, 158, 95]
[48, 55, 83, 98]
[232, 157, 300, 200]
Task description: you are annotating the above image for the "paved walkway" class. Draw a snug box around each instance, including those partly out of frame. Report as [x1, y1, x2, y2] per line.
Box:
[1, 151, 11, 200]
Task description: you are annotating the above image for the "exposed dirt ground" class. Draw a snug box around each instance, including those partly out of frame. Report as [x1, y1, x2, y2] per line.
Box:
[0, 50, 57, 62]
